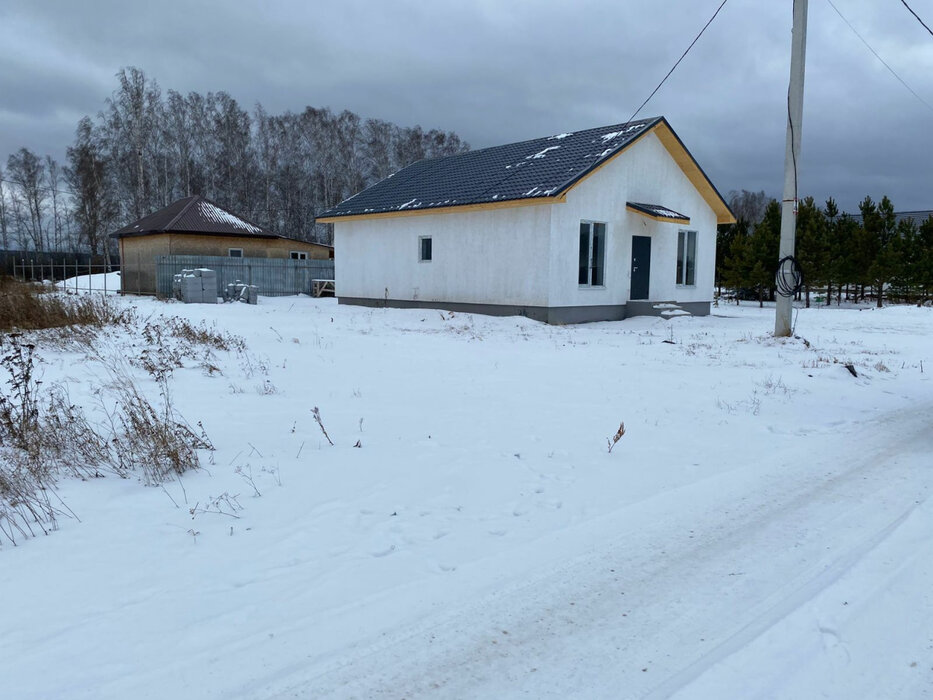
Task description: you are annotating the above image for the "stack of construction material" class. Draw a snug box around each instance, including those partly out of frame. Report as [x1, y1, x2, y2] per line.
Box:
[172, 272, 185, 300]
[225, 281, 259, 305]
[175, 268, 218, 304]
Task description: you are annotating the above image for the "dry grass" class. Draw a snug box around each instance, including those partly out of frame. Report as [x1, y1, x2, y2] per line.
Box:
[134, 316, 247, 381]
[0, 333, 214, 546]
[104, 367, 213, 486]
[0, 284, 245, 545]
[0, 276, 125, 332]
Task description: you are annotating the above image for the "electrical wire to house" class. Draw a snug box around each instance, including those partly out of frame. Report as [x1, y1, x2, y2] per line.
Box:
[899, 0, 933, 38]
[624, 0, 730, 125]
[826, 0, 933, 115]
[775, 255, 804, 297]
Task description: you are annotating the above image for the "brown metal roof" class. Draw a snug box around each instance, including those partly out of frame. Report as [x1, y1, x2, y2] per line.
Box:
[111, 195, 281, 239]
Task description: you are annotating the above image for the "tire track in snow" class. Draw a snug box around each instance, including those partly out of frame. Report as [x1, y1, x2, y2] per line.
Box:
[262, 403, 933, 700]
[643, 498, 923, 700]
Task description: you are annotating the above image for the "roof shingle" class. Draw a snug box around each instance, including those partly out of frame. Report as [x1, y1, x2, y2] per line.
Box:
[321, 118, 666, 219]
[111, 195, 277, 239]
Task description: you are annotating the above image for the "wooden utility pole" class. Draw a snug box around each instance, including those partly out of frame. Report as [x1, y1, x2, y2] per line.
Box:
[775, 0, 808, 337]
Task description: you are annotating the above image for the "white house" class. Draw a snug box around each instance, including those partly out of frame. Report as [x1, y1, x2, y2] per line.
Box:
[318, 116, 734, 323]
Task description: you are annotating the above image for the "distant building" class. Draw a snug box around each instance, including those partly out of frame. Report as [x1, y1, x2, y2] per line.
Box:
[844, 210, 933, 228]
[111, 195, 332, 295]
[319, 116, 734, 323]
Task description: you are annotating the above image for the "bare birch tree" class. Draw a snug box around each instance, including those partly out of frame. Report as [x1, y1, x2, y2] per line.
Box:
[6, 148, 47, 251]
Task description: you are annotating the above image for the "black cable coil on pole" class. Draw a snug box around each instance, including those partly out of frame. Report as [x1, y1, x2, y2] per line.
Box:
[775, 255, 804, 297]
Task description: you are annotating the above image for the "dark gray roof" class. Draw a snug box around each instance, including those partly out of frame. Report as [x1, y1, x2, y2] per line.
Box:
[320, 117, 683, 219]
[844, 210, 933, 228]
[627, 202, 690, 222]
[112, 195, 278, 239]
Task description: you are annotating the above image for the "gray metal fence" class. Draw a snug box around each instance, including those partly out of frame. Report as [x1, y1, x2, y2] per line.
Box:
[6, 251, 120, 284]
[155, 255, 335, 298]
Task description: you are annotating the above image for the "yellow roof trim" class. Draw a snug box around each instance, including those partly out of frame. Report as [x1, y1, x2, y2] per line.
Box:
[562, 121, 735, 225]
[648, 122, 735, 225]
[321, 119, 734, 226]
[317, 193, 565, 223]
[625, 204, 690, 225]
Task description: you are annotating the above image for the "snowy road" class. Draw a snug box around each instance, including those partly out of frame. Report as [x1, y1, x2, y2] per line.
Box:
[271, 402, 933, 699]
[4, 300, 931, 700]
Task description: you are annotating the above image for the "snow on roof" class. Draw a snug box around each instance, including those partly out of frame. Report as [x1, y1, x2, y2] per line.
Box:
[601, 124, 644, 143]
[197, 200, 262, 234]
[527, 146, 561, 160]
[318, 117, 704, 221]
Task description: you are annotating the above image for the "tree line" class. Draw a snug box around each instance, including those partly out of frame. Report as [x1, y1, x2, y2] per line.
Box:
[0, 67, 470, 255]
[718, 190, 933, 307]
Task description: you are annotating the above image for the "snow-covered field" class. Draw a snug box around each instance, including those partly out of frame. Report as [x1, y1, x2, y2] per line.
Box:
[1, 290, 931, 699]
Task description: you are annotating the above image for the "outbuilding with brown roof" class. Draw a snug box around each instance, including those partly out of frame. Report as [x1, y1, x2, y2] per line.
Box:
[111, 195, 332, 295]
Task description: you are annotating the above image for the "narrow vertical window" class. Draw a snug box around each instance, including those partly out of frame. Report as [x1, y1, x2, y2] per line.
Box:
[419, 236, 432, 262]
[578, 221, 607, 287]
[579, 224, 590, 284]
[676, 230, 697, 285]
[592, 223, 605, 286]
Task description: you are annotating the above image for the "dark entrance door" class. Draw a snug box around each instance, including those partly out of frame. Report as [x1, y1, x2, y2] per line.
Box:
[630, 235, 651, 300]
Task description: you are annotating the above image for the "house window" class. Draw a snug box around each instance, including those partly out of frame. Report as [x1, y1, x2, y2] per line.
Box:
[290, 251, 308, 260]
[578, 221, 606, 286]
[676, 230, 697, 286]
[419, 236, 432, 262]
[228, 248, 243, 258]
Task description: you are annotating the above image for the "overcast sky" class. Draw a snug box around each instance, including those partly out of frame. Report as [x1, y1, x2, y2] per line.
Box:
[1, 0, 931, 213]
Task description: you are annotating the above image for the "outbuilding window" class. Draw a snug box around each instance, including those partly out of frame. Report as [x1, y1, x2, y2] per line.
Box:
[290, 251, 308, 260]
[228, 248, 243, 258]
[578, 221, 606, 286]
[676, 230, 697, 286]
[419, 236, 432, 262]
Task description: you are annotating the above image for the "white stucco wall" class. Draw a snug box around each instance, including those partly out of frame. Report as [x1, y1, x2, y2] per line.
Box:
[546, 131, 718, 308]
[334, 129, 720, 313]
[335, 204, 552, 306]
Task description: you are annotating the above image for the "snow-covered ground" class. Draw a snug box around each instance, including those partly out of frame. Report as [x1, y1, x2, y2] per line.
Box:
[1, 291, 931, 699]
[55, 270, 122, 294]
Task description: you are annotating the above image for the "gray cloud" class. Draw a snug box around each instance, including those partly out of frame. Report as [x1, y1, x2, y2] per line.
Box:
[1, 0, 931, 212]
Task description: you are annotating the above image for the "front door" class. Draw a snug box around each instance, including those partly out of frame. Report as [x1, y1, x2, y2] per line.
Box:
[630, 235, 651, 300]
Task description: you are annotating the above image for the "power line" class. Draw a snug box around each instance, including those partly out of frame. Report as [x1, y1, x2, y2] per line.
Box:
[900, 0, 933, 38]
[625, 0, 730, 124]
[826, 0, 933, 114]
[0, 176, 77, 199]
